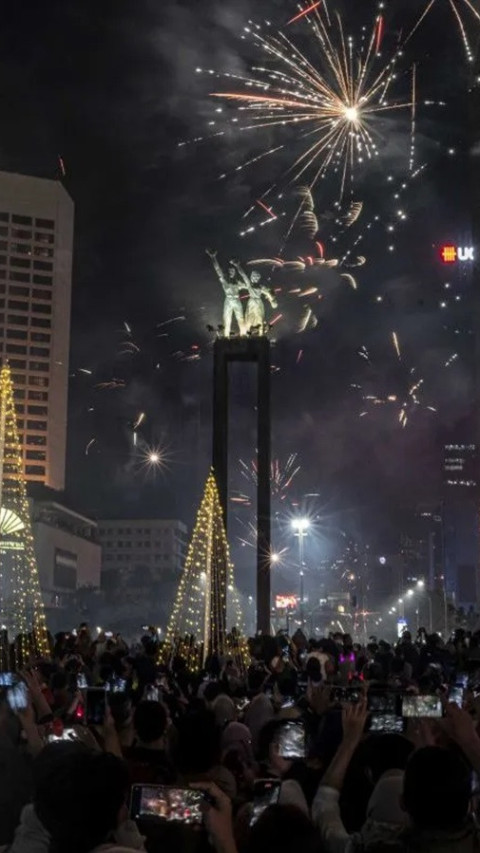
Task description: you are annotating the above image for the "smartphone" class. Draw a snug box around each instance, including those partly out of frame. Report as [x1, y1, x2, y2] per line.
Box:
[251, 779, 281, 825]
[234, 697, 250, 712]
[281, 697, 296, 709]
[448, 686, 464, 708]
[76, 673, 88, 690]
[402, 695, 443, 718]
[111, 678, 126, 694]
[368, 691, 398, 714]
[276, 721, 306, 759]
[456, 672, 468, 689]
[105, 632, 113, 639]
[0, 672, 16, 687]
[46, 727, 81, 744]
[145, 685, 159, 702]
[368, 714, 405, 734]
[7, 682, 28, 711]
[130, 785, 204, 824]
[85, 688, 106, 725]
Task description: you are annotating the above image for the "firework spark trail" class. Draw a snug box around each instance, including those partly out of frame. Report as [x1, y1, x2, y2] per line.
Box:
[410, 64, 417, 173]
[405, 0, 480, 61]
[256, 199, 277, 219]
[209, 6, 411, 199]
[85, 438, 96, 455]
[392, 332, 401, 360]
[287, 1, 323, 26]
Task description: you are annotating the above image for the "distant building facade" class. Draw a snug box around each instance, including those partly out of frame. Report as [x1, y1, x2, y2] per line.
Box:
[0, 170, 74, 491]
[97, 518, 188, 592]
[31, 500, 101, 613]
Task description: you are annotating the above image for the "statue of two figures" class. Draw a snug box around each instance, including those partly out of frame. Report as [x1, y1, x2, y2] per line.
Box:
[206, 249, 278, 337]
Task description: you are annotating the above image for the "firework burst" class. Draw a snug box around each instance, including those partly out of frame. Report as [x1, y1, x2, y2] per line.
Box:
[205, 4, 410, 198]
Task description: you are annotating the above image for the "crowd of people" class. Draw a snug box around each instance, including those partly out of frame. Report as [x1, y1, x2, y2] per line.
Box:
[1, 624, 480, 853]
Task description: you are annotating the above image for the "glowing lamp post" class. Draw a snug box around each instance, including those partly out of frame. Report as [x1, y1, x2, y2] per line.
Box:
[291, 518, 310, 627]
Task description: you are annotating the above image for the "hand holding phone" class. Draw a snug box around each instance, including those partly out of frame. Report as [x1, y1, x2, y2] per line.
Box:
[130, 785, 205, 824]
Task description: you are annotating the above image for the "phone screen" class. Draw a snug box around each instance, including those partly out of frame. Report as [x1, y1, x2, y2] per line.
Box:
[111, 678, 126, 694]
[0, 672, 15, 687]
[448, 686, 464, 708]
[130, 785, 204, 824]
[251, 779, 281, 825]
[47, 727, 81, 744]
[77, 673, 88, 690]
[277, 721, 306, 758]
[368, 714, 405, 734]
[7, 682, 28, 711]
[332, 687, 361, 704]
[402, 695, 443, 718]
[145, 685, 159, 702]
[85, 688, 106, 725]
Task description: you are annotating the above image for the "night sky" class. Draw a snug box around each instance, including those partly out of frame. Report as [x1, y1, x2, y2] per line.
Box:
[0, 0, 477, 571]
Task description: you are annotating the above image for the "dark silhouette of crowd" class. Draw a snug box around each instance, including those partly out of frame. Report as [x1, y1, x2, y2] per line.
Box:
[1, 624, 480, 853]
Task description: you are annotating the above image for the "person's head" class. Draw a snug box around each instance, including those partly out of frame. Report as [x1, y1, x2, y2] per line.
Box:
[108, 692, 133, 731]
[250, 270, 261, 285]
[174, 709, 221, 773]
[33, 743, 129, 853]
[248, 805, 319, 853]
[133, 700, 168, 747]
[50, 671, 71, 706]
[228, 264, 236, 279]
[306, 657, 322, 683]
[403, 746, 471, 831]
[141, 638, 157, 658]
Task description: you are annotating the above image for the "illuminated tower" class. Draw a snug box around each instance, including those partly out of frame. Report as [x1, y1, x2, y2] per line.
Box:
[163, 470, 249, 672]
[0, 362, 49, 667]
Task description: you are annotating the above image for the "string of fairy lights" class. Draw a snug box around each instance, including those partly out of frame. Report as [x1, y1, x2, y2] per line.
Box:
[162, 470, 249, 672]
[0, 363, 50, 667]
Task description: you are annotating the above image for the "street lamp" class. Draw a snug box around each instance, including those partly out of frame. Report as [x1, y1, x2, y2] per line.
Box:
[291, 518, 310, 628]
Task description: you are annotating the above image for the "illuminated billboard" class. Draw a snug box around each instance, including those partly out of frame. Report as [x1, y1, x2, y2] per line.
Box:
[440, 245, 474, 264]
[275, 594, 298, 610]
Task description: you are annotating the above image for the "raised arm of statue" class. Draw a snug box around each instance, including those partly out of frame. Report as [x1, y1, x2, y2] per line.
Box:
[206, 249, 228, 292]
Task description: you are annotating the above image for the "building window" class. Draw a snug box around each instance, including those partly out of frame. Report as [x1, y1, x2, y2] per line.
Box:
[0, 256, 7, 266]
[9, 359, 26, 369]
[30, 332, 50, 342]
[53, 548, 77, 590]
[33, 246, 53, 257]
[9, 286, 29, 297]
[12, 214, 32, 225]
[0, 227, 7, 236]
[36, 218, 54, 229]
[33, 261, 53, 271]
[0, 270, 6, 279]
[7, 329, 27, 340]
[11, 229, 32, 240]
[32, 289, 52, 300]
[0, 213, 8, 221]
[13, 389, 25, 399]
[29, 376, 49, 387]
[8, 315, 28, 325]
[6, 344, 27, 355]
[26, 450, 46, 461]
[30, 346, 50, 357]
[8, 300, 28, 311]
[34, 232, 54, 244]
[31, 317, 51, 328]
[0, 242, 7, 251]
[32, 303, 51, 314]
[15, 404, 25, 414]
[32, 275, 52, 285]
[28, 390, 48, 401]
[10, 243, 32, 255]
[29, 361, 49, 372]
[26, 434, 46, 445]
[10, 272, 30, 283]
[27, 405, 48, 416]
[26, 420, 47, 431]
[10, 257, 31, 269]
[25, 464, 45, 476]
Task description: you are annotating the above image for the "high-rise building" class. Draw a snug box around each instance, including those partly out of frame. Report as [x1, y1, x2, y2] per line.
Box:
[98, 518, 188, 591]
[0, 171, 74, 491]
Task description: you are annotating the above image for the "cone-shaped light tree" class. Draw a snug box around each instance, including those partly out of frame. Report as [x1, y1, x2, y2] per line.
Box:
[163, 470, 249, 672]
[0, 362, 49, 668]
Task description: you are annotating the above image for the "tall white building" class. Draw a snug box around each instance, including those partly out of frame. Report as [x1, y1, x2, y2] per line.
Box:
[0, 171, 74, 491]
